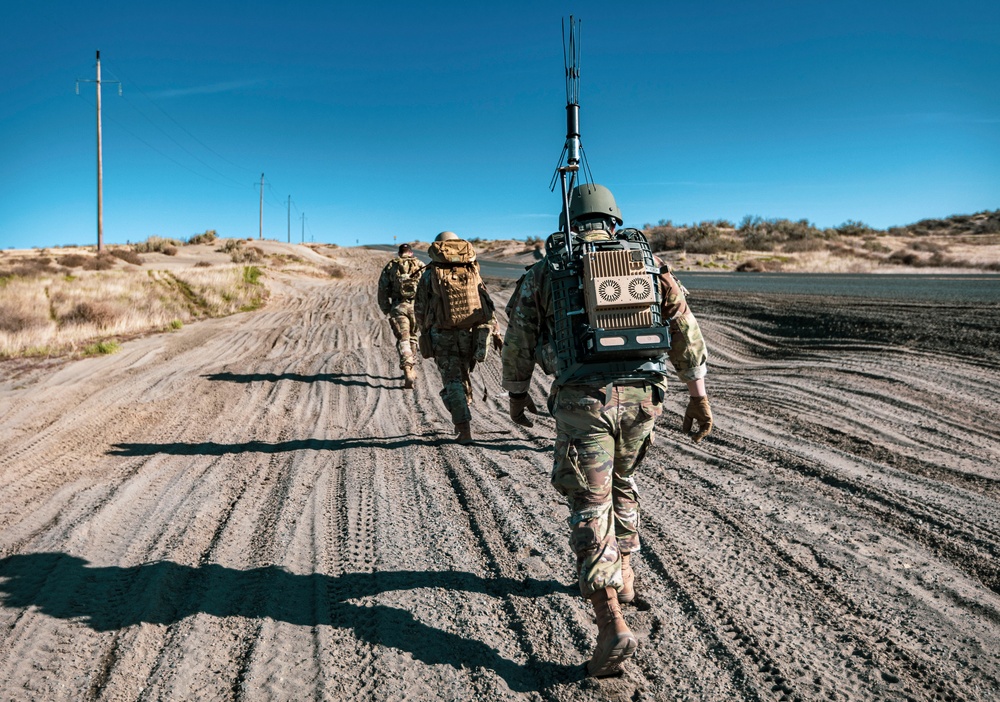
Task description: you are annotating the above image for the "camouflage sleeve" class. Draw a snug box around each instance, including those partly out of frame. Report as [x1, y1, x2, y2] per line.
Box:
[377, 263, 392, 315]
[660, 268, 709, 382]
[414, 267, 433, 331]
[501, 263, 543, 394]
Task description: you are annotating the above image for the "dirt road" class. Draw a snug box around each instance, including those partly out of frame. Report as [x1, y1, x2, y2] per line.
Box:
[1, 247, 998, 701]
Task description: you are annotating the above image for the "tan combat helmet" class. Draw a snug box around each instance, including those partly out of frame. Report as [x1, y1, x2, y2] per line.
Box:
[435, 231, 459, 242]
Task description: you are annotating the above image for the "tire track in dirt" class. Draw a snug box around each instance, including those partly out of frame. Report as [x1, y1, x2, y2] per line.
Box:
[1, 250, 998, 701]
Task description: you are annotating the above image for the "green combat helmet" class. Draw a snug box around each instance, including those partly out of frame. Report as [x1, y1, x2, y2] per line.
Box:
[560, 183, 624, 230]
[435, 231, 459, 242]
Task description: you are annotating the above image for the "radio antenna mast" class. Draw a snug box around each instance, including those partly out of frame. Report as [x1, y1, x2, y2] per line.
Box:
[550, 16, 593, 194]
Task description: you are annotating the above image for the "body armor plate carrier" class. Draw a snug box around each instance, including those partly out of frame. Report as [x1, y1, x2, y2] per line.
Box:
[546, 228, 671, 386]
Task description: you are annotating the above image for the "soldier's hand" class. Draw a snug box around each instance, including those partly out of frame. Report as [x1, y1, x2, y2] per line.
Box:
[682, 396, 713, 443]
[492, 332, 504, 352]
[509, 392, 536, 427]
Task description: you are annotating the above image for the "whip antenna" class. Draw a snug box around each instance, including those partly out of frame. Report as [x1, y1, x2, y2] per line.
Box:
[550, 16, 594, 192]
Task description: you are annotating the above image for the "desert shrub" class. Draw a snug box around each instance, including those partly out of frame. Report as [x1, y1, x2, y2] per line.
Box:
[59, 254, 88, 268]
[742, 230, 782, 251]
[835, 220, 878, 237]
[684, 227, 744, 255]
[188, 230, 217, 245]
[887, 250, 920, 266]
[735, 259, 766, 272]
[82, 254, 117, 271]
[782, 238, 826, 253]
[862, 238, 891, 253]
[325, 265, 346, 278]
[133, 236, 183, 254]
[217, 239, 245, 254]
[3, 260, 57, 278]
[909, 239, 945, 253]
[975, 219, 1000, 234]
[82, 340, 120, 355]
[194, 261, 213, 268]
[735, 258, 783, 272]
[109, 249, 143, 265]
[170, 319, 183, 329]
[231, 246, 263, 263]
[0, 307, 45, 333]
[525, 235, 544, 247]
[60, 301, 118, 328]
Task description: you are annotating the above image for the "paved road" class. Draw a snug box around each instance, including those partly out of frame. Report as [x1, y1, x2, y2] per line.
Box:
[367, 245, 999, 303]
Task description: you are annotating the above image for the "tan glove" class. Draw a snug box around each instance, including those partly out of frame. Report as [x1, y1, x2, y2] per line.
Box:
[509, 392, 538, 427]
[682, 396, 713, 443]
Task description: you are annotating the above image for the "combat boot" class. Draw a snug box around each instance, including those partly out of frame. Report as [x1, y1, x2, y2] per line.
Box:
[587, 587, 637, 677]
[619, 553, 635, 604]
[403, 365, 416, 389]
[455, 421, 473, 445]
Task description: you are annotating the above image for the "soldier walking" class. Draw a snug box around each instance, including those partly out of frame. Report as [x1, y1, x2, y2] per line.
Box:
[501, 184, 714, 676]
[377, 243, 425, 389]
[415, 231, 498, 445]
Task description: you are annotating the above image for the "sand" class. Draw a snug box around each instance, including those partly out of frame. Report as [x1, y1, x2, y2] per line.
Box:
[1, 246, 998, 701]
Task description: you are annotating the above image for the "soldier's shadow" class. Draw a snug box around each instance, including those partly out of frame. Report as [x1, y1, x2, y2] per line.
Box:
[108, 433, 547, 456]
[204, 371, 398, 390]
[0, 553, 581, 692]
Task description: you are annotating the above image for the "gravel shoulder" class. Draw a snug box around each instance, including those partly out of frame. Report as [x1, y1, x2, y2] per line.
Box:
[1, 248, 998, 701]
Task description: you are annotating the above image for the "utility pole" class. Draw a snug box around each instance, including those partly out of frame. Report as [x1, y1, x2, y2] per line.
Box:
[258, 173, 264, 240]
[287, 195, 291, 243]
[301, 213, 305, 243]
[76, 50, 120, 253]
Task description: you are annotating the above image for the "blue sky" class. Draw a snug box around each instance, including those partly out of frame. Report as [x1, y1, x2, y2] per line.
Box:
[1, 1, 998, 249]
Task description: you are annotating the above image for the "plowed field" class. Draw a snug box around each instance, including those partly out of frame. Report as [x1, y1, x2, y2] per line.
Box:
[1, 247, 998, 701]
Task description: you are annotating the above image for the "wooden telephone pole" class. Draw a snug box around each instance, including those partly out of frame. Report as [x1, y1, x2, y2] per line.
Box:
[258, 173, 264, 240]
[77, 51, 120, 252]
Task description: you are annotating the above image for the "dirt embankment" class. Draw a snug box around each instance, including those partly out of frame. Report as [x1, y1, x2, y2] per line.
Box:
[1, 248, 998, 701]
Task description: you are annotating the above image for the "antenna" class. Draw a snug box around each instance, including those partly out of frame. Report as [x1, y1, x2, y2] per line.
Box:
[550, 16, 593, 195]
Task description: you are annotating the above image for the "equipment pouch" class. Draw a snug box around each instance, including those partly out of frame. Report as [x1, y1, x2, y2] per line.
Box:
[418, 331, 433, 359]
[473, 324, 491, 363]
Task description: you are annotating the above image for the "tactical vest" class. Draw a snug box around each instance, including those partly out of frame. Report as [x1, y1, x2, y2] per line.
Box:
[545, 228, 671, 385]
[427, 239, 492, 330]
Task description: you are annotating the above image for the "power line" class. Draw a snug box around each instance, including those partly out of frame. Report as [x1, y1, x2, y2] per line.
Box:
[76, 91, 252, 191]
[103, 62, 256, 175]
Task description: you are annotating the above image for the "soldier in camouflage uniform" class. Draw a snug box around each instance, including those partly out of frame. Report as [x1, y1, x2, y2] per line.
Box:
[377, 243, 425, 389]
[502, 184, 713, 676]
[415, 231, 498, 445]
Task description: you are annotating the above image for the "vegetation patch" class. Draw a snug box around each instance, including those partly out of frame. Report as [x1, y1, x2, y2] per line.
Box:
[82, 340, 120, 356]
[187, 230, 217, 246]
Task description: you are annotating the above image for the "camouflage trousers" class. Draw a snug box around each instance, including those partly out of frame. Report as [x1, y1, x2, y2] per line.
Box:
[429, 328, 475, 424]
[387, 302, 418, 370]
[550, 383, 661, 598]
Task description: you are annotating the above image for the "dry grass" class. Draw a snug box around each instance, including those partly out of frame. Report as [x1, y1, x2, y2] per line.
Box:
[0, 265, 267, 359]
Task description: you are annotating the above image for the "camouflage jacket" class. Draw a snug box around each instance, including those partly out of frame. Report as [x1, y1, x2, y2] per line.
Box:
[377, 254, 424, 314]
[502, 241, 708, 394]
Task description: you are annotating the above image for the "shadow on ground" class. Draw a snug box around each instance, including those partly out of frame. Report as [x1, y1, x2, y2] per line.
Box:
[0, 552, 580, 692]
[107, 432, 546, 456]
[205, 371, 399, 390]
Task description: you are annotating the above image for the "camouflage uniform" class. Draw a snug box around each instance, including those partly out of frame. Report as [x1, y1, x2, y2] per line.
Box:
[377, 254, 425, 370]
[502, 232, 708, 598]
[414, 252, 496, 428]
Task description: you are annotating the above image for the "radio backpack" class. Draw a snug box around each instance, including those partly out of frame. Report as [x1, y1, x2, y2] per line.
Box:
[426, 239, 492, 330]
[545, 228, 671, 385]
